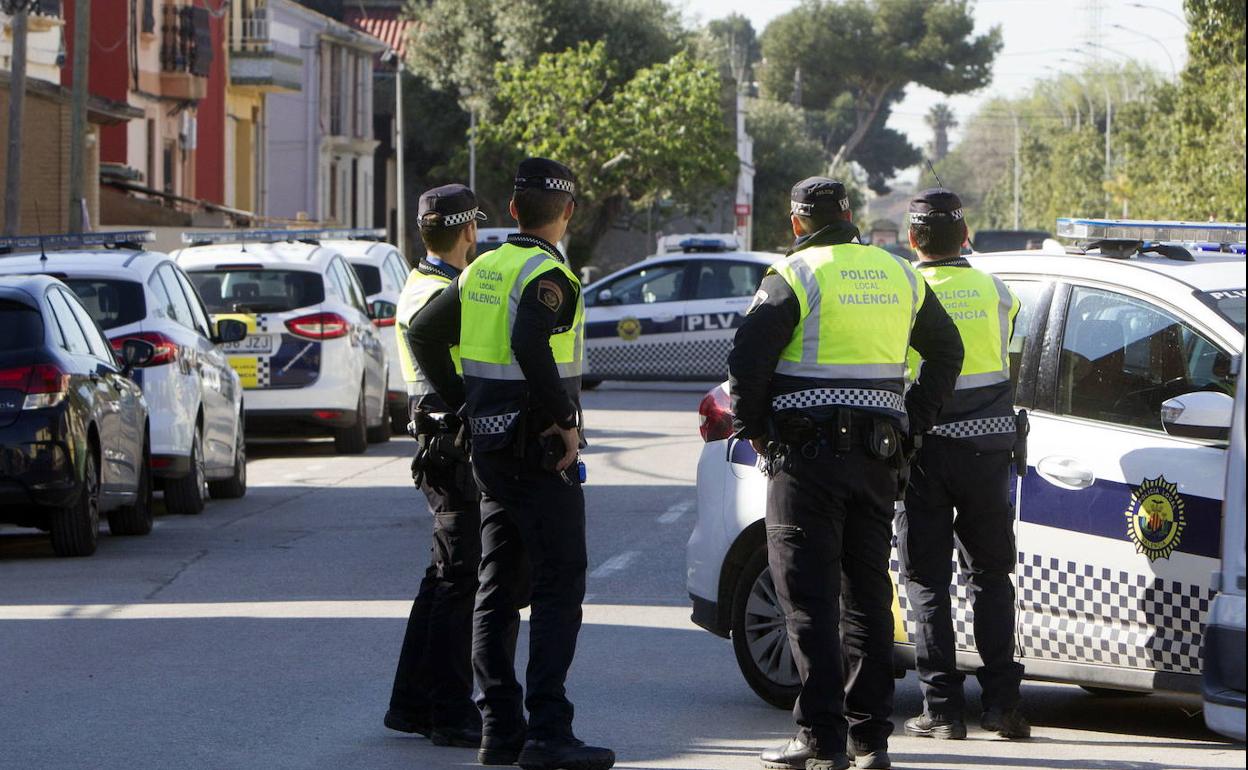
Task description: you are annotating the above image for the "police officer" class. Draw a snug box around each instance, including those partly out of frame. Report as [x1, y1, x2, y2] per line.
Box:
[408, 158, 614, 770]
[897, 188, 1030, 741]
[729, 178, 964, 770]
[385, 184, 486, 747]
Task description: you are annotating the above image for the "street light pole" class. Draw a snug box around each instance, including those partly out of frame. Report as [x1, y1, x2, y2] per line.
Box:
[3, 7, 29, 236]
[468, 106, 477, 192]
[1012, 112, 1021, 230]
[1109, 23, 1177, 78]
[394, 62, 405, 256]
[67, 0, 91, 233]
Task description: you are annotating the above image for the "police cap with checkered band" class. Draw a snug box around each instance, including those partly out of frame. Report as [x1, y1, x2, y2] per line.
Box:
[908, 187, 965, 226]
[418, 184, 488, 229]
[514, 157, 577, 200]
[790, 177, 850, 219]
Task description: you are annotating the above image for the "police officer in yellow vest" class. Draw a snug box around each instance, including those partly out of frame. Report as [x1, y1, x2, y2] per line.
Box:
[385, 184, 485, 748]
[896, 188, 1030, 742]
[408, 158, 614, 770]
[729, 178, 963, 770]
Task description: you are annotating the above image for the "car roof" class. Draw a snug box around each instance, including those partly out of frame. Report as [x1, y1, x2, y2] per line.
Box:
[0, 249, 167, 278]
[325, 239, 396, 261]
[969, 249, 1246, 293]
[172, 241, 341, 272]
[0, 273, 65, 298]
[586, 250, 779, 288]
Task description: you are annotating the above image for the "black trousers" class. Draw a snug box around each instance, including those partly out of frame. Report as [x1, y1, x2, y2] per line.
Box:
[766, 446, 897, 753]
[897, 438, 1024, 719]
[471, 443, 587, 743]
[388, 461, 482, 728]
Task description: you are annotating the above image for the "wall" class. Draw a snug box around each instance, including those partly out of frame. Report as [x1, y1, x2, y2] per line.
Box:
[195, 6, 226, 204]
[263, 0, 317, 220]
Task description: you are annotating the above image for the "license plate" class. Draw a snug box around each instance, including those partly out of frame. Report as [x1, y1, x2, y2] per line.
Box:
[223, 335, 274, 355]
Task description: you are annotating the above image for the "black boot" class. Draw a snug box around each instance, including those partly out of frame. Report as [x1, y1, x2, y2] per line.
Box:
[383, 709, 430, 737]
[903, 714, 967, 740]
[759, 736, 849, 770]
[981, 708, 1031, 739]
[479, 732, 526, 766]
[431, 721, 483, 748]
[517, 738, 615, 770]
[847, 740, 891, 769]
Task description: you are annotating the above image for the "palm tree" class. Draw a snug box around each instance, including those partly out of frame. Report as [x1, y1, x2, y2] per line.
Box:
[925, 102, 958, 163]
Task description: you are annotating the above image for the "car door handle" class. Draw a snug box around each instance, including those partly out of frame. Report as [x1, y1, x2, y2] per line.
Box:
[1036, 455, 1096, 489]
[652, 314, 676, 323]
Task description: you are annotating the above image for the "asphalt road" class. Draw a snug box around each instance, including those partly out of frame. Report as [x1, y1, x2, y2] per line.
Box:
[0, 384, 1243, 770]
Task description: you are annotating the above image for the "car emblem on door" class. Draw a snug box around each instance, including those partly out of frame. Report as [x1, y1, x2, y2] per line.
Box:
[1124, 475, 1187, 562]
[617, 317, 642, 342]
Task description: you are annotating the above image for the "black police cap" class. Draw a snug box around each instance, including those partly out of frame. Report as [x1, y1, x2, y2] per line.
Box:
[790, 177, 850, 218]
[514, 157, 577, 198]
[908, 188, 965, 225]
[418, 184, 487, 229]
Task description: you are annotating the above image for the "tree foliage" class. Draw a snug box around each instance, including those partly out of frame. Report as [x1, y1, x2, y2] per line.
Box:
[746, 99, 826, 250]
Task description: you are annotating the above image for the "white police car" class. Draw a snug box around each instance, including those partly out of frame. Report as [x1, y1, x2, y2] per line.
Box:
[687, 218, 1246, 708]
[0, 231, 248, 516]
[325, 230, 411, 433]
[584, 238, 776, 384]
[173, 230, 391, 454]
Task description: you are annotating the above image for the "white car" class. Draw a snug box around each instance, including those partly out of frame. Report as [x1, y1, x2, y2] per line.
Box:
[477, 227, 519, 257]
[0, 234, 248, 516]
[583, 240, 776, 384]
[326, 230, 411, 432]
[688, 218, 1246, 708]
[173, 230, 391, 454]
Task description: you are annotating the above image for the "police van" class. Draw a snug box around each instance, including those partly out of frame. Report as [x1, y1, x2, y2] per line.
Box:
[583, 238, 776, 384]
[687, 218, 1246, 707]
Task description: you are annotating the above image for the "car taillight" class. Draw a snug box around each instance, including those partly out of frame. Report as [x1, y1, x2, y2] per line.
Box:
[698, 384, 735, 443]
[0, 364, 70, 409]
[372, 317, 396, 328]
[109, 332, 179, 366]
[286, 312, 349, 340]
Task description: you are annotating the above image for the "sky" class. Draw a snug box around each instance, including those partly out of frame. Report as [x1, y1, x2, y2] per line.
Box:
[679, 0, 1189, 161]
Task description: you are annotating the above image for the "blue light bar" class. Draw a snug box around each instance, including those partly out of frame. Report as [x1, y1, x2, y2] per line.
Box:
[0, 230, 155, 252]
[679, 237, 733, 252]
[1057, 217, 1247, 245]
[181, 228, 348, 245]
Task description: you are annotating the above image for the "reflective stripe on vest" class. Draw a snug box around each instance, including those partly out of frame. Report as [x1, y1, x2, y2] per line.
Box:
[908, 265, 1017, 390]
[770, 243, 924, 389]
[395, 270, 460, 396]
[771, 387, 907, 414]
[458, 243, 584, 382]
[928, 415, 1016, 439]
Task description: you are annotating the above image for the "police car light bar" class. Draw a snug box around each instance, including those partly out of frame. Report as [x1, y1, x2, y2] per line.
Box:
[181, 228, 354, 245]
[679, 237, 734, 253]
[0, 230, 156, 253]
[1057, 218, 1247, 246]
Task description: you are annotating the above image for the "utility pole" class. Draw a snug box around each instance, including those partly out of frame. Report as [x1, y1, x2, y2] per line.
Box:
[3, 5, 29, 236]
[1102, 82, 1112, 218]
[67, 0, 91, 233]
[394, 62, 405, 255]
[1012, 112, 1021, 230]
[468, 106, 477, 192]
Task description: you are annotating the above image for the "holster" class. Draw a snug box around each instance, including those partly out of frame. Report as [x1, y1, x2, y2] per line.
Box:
[1013, 409, 1030, 477]
[411, 410, 470, 488]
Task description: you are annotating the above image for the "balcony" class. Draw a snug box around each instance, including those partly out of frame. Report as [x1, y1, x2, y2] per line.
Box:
[159, 2, 210, 100]
[227, 2, 302, 93]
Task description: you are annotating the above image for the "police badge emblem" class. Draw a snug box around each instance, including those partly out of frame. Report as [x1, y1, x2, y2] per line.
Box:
[617, 317, 641, 341]
[1124, 475, 1187, 562]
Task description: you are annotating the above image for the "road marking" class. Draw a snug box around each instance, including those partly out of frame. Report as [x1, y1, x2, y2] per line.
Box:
[658, 500, 693, 524]
[588, 550, 640, 579]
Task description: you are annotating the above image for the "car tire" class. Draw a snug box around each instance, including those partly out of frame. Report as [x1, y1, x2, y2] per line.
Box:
[50, 444, 100, 557]
[108, 436, 153, 536]
[581, 378, 604, 391]
[208, 421, 247, 500]
[334, 387, 368, 455]
[164, 427, 206, 516]
[730, 544, 800, 709]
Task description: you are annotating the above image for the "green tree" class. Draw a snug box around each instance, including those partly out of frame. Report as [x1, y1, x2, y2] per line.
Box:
[480, 42, 735, 264]
[746, 99, 826, 249]
[925, 103, 958, 162]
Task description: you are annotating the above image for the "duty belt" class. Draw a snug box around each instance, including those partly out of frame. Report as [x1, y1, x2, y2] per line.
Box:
[928, 415, 1016, 438]
[771, 387, 905, 415]
[469, 411, 519, 436]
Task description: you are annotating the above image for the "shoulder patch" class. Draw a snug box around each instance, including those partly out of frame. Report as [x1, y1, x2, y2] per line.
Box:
[537, 278, 564, 312]
[746, 289, 769, 315]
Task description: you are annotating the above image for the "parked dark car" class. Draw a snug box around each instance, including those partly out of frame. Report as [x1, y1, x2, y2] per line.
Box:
[0, 275, 155, 556]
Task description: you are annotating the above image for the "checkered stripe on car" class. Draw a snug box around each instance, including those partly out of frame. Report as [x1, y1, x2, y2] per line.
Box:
[772, 387, 905, 413]
[892, 550, 1212, 675]
[470, 412, 518, 436]
[928, 416, 1016, 439]
[586, 339, 731, 379]
[256, 358, 272, 388]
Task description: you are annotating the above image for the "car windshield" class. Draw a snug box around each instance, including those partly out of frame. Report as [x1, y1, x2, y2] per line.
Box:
[1195, 288, 1246, 332]
[351, 263, 383, 295]
[0, 301, 43, 351]
[188, 269, 325, 314]
[62, 278, 146, 331]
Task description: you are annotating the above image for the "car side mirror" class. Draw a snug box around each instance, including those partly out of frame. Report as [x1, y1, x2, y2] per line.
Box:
[120, 338, 156, 376]
[213, 318, 248, 345]
[1160, 391, 1234, 441]
[370, 299, 397, 327]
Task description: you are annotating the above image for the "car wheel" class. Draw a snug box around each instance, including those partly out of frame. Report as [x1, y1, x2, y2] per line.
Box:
[164, 427, 206, 515]
[50, 444, 100, 557]
[731, 544, 800, 709]
[208, 421, 247, 499]
[108, 436, 153, 536]
[333, 387, 368, 455]
[581, 378, 604, 391]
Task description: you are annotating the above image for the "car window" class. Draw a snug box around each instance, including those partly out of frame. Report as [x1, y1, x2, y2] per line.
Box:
[62, 289, 115, 362]
[1057, 286, 1235, 430]
[188, 269, 325, 314]
[62, 279, 146, 331]
[0, 300, 43, 351]
[171, 267, 212, 338]
[337, 259, 369, 314]
[591, 262, 687, 306]
[387, 253, 411, 287]
[156, 265, 195, 330]
[1003, 280, 1047, 386]
[351, 262, 383, 296]
[45, 288, 92, 356]
[693, 261, 765, 300]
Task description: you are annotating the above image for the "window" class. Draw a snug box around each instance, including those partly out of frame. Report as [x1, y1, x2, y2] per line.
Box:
[1002, 280, 1048, 386]
[171, 267, 213, 338]
[590, 262, 687, 306]
[156, 265, 195, 330]
[62, 279, 146, 331]
[1057, 286, 1235, 430]
[336, 259, 369, 313]
[46, 288, 92, 356]
[351, 262, 383, 296]
[63, 290, 115, 363]
[0, 301, 43, 352]
[387, 254, 411, 288]
[188, 269, 325, 314]
[693, 261, 765, 300]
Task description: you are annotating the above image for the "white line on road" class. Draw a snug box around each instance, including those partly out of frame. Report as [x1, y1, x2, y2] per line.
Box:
[588, 550, 641, 579]
[658, 500, 694, 524]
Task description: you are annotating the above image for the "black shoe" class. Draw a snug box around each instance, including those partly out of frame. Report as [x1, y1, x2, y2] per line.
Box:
[846, 741, 891, 769]
[432, 721, 484, 748]
[759, 737, 849, 770]
[383, 709, 431, 737]
[479, 734, 525, 766]
[981, 708, 1031, 739]
[903, 714, 967, 740]
[517, 738, 615, 770]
